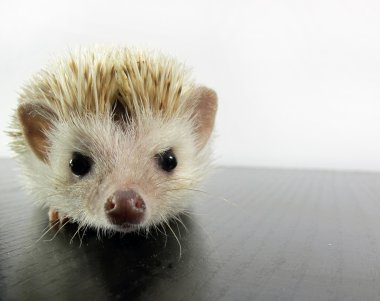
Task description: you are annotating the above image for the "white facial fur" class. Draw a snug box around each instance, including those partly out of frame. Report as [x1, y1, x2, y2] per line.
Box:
[19, 110, 210, 233]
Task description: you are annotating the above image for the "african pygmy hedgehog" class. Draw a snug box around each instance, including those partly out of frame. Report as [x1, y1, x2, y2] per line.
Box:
[8, 47, 217, 234]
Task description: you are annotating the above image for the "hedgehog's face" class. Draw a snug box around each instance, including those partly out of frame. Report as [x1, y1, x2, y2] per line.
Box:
[17, 87, 217, 233]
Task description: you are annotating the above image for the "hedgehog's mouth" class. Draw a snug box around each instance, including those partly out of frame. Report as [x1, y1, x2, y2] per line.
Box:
[112, 222, 141, 233]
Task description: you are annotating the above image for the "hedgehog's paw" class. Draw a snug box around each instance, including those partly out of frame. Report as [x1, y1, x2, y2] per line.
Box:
[48, 208, 69, 224]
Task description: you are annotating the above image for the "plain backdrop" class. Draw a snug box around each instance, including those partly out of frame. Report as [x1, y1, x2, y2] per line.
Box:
[1, 0, 380, 171]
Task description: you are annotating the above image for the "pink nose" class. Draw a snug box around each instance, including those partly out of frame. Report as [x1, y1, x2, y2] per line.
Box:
[105, 190, 146, 225]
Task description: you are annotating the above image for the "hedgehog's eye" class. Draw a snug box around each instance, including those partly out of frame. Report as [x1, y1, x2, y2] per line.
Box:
[69, 152, 93, 176]
[155, 149, 177, 172]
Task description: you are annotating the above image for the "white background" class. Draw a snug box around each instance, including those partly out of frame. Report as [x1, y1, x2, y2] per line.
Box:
[1, 0, 380, 171]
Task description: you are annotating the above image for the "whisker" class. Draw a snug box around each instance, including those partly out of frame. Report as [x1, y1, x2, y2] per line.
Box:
[79, 225, 89, 247]
[160, 221, 168, 247]
[176, 212, 214, 246]
[181, 210, 206, 217]
[96, 228, 101, 241]
[43, 219, 71, 242]
[39, 220, 56, 234]
[165, 220, 182, 260]
[33, 220, 60, 244]
[172, 219, 182, 239]
[70, 224, 83, 245]
[172, 215, 189, 233]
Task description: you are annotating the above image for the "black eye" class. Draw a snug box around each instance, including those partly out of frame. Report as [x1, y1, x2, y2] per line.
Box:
[69, 152, 93, 176]
[156, 149, 177, 172]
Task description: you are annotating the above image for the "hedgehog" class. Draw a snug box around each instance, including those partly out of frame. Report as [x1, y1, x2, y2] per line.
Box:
[8, 47, 217, 235]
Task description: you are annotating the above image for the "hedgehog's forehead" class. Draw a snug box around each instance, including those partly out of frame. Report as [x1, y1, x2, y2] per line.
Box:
[34, 49, 193, 120]
[58, 112, 193, 164]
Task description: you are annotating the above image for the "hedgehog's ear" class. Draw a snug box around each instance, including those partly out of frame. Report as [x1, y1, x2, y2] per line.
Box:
[17, 102, 57, 162]
[187, 86, 218, 150]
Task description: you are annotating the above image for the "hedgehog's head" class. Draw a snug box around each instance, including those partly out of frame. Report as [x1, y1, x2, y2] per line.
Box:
[16, 82, 217, 233]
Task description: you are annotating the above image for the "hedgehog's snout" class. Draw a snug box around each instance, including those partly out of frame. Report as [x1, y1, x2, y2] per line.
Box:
[105, 190, 146, 226]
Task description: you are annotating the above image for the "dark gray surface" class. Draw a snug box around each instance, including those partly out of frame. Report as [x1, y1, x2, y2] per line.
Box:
[1, 158, 380, 301]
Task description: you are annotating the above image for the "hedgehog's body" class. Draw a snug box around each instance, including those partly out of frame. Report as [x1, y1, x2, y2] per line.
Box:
[9, 47, 217, 234]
